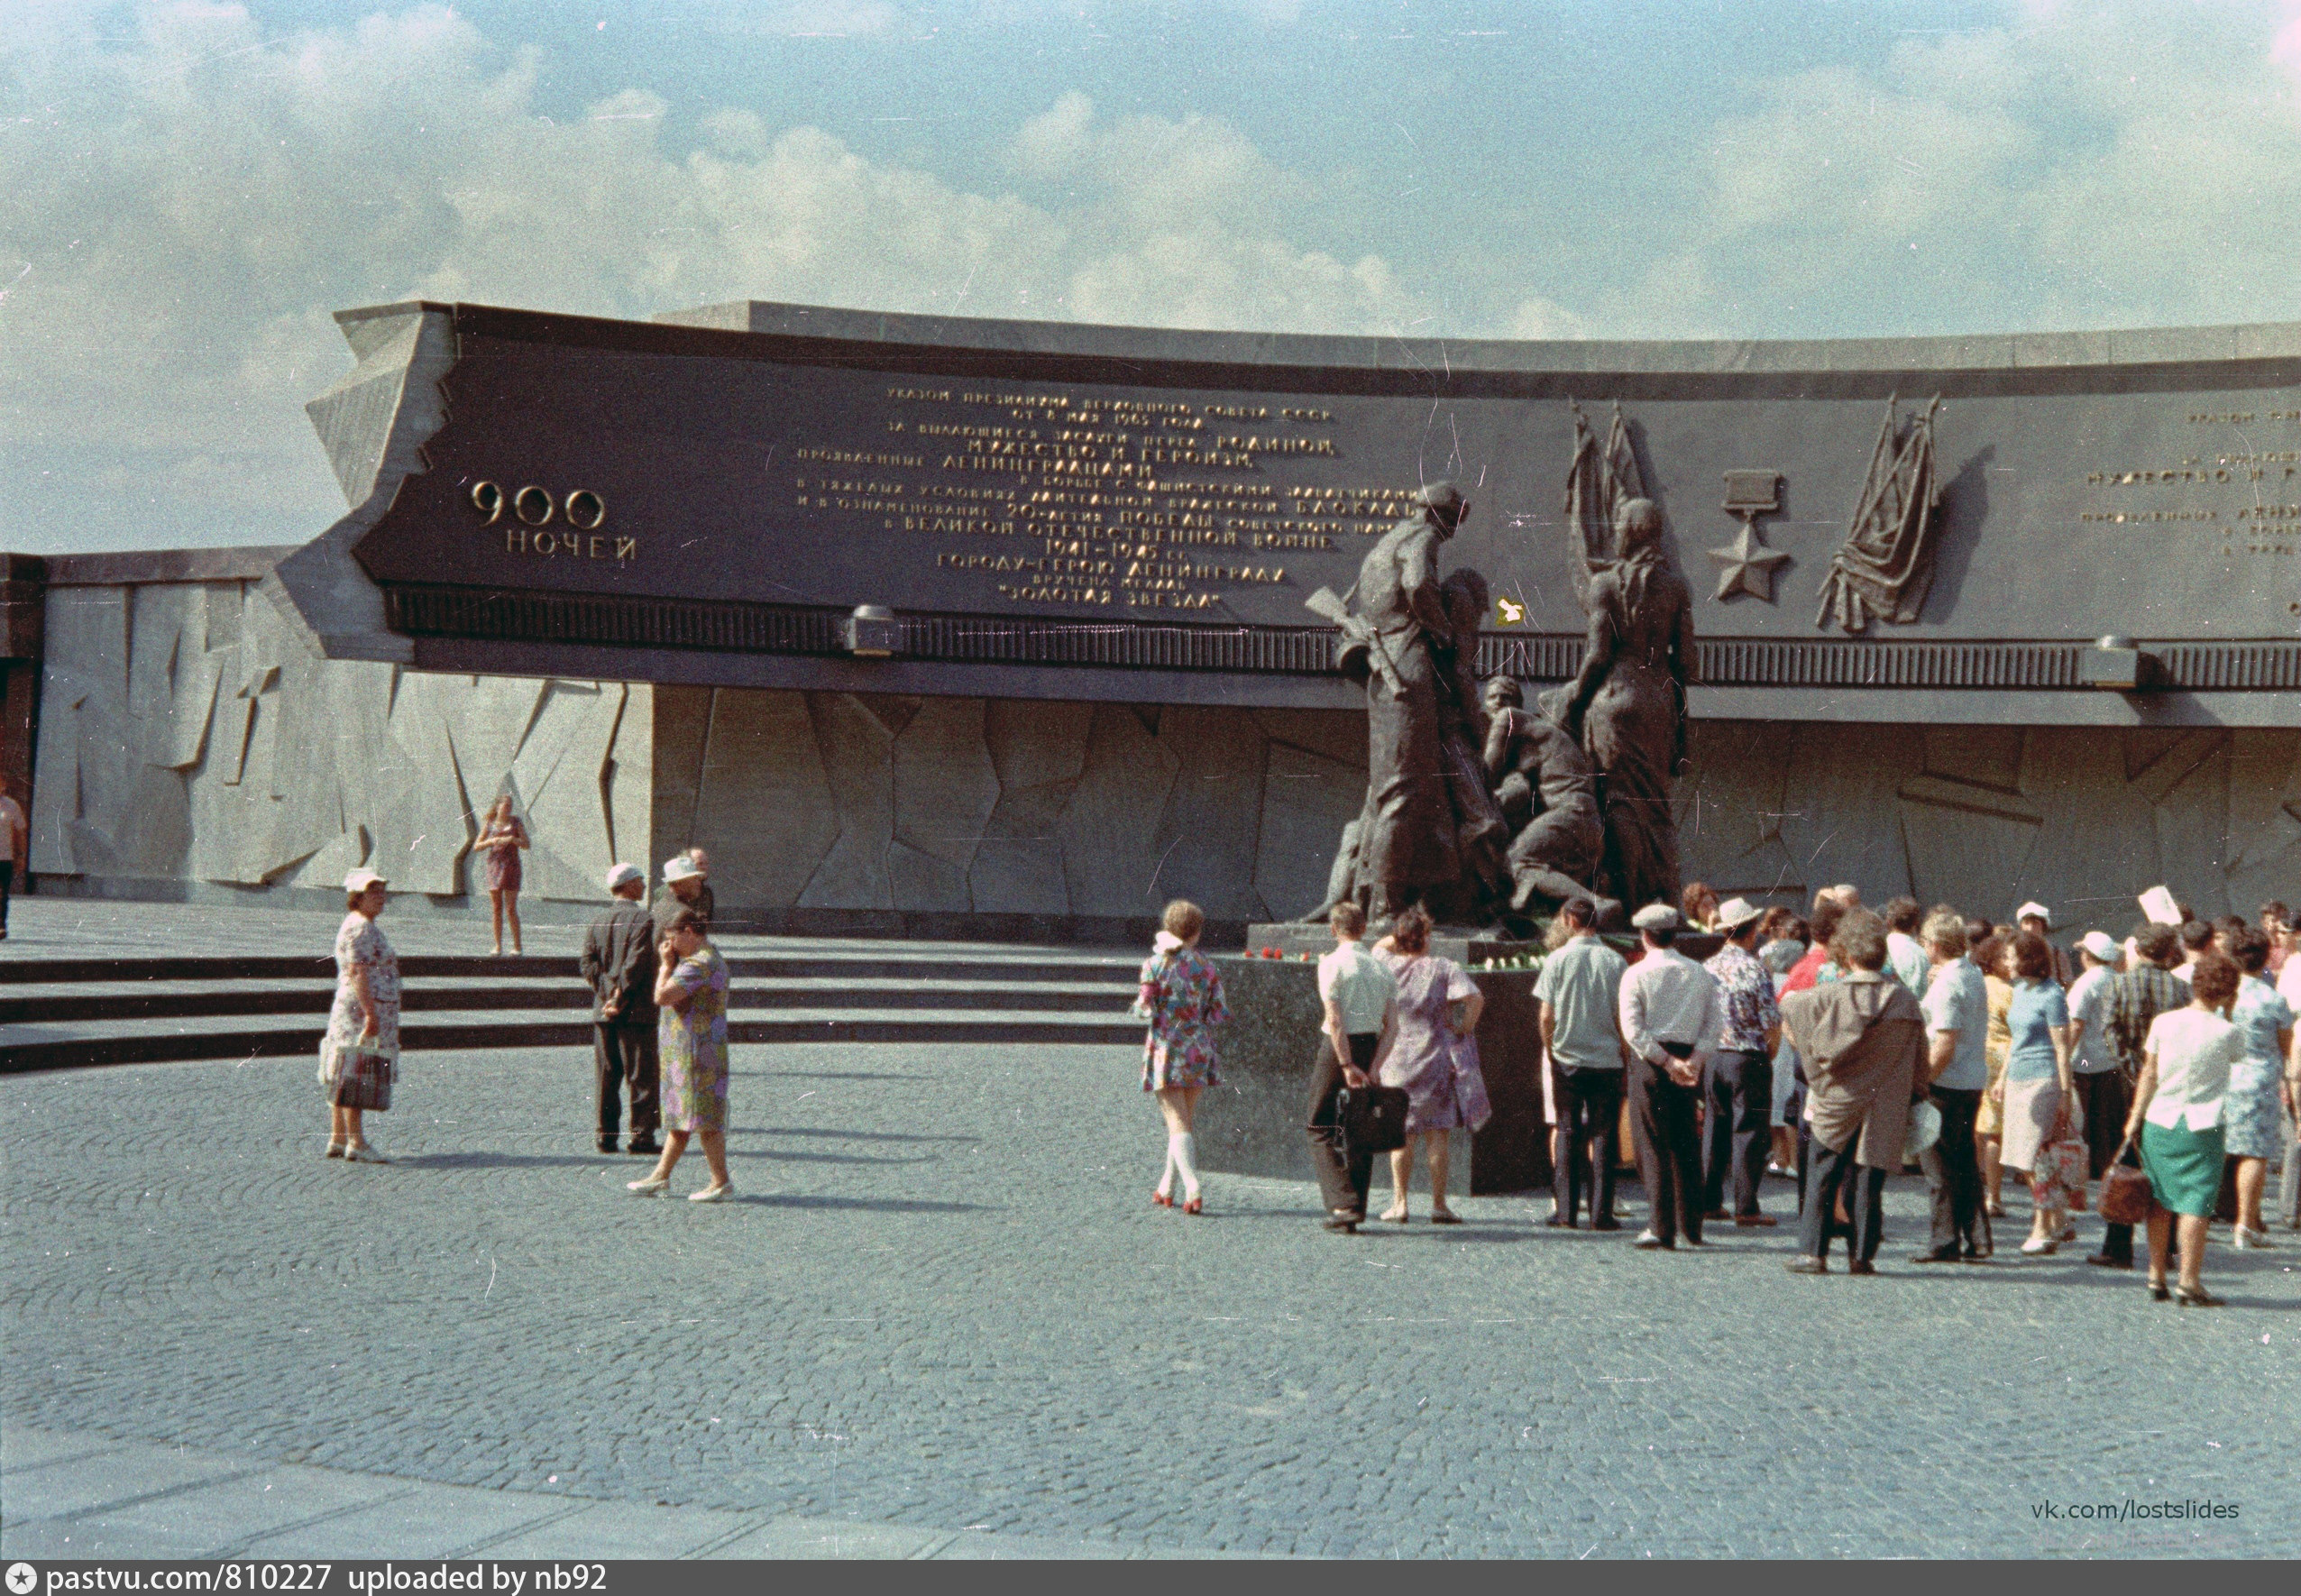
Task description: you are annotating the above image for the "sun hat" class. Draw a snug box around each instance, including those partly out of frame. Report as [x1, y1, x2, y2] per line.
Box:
[1714, 896, 1765, 933]
[344, 867, 388, 894]
[663, 856, 704, 885]
[2015, 901, 2052, 926]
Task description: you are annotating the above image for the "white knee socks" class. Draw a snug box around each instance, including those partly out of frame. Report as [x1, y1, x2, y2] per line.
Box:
[1169, 1132, 1201, 1197]
[1157, 1138, 1178, 1197]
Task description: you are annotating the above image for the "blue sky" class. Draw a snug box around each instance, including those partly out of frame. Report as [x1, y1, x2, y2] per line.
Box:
[5, 0, 2299, 551]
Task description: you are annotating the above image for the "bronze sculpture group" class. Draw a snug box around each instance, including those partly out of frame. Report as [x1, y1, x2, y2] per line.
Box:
[1309, 479, 1695, 936]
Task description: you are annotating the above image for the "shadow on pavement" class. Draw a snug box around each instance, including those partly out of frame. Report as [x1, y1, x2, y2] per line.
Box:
[729, 1193, 995, 1214]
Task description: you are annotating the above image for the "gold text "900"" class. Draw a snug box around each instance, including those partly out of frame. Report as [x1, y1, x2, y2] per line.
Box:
[472, 481, 605, 530]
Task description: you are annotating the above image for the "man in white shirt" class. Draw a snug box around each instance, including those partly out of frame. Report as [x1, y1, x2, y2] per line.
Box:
[1307, 902, 1398, 1232]
[2065, 930, 2126, 1202]
[1617, 903, 1723, 1250]
[0, 784, 25, 940]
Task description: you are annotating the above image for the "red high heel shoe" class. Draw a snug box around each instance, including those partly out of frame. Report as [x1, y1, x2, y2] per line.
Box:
[1151, 1190, 1175, 1208]
[1183, 1195, 1204, 1215]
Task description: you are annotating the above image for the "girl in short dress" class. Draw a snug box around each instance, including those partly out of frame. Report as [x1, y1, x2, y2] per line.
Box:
[476, 795, 530, 956]
[1133, 899, 1228, 1215]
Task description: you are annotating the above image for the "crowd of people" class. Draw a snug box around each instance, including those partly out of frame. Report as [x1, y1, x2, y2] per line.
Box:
[1130, 885, 2301, 1305]
[309, 812, 2301, 1298]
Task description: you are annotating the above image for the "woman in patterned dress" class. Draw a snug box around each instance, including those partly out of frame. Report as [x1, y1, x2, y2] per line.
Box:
[628, 907, 734, 1202]
[476, 795, 530, 957]
[1132, 899, 1228, 1215]
[1372, 905, 1487, 1225]
[2226, 928, 2296, 1248]
[319, 867, 399, 1163]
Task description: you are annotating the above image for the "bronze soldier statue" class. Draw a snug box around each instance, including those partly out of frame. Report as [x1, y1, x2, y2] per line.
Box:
[1481, 676, 1609, 922]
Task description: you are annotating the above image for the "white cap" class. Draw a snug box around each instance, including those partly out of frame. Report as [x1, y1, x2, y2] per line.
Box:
[663, 856, 704, 884]
[2015, 901, 2052, 926]
[605, 862, 644, 892]
[344, 867, 388, 894]
[1714, 896, 1765, 932]
[1631, 903, 1682, 932]
[2079, 931, 2119, 962]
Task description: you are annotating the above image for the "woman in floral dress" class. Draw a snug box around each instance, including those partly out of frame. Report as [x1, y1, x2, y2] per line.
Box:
[318, 867, 399, 1163]
[628, 907, 734, 1202]
[2226, 928, 2296, 1247]
[1133, 899, 1228, 1215]
[476, 794, 530, 956]
[1373, 905, 1489, 1224]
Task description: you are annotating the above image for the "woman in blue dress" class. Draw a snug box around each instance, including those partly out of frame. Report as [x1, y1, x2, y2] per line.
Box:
[2226, 928, 2296, 1248]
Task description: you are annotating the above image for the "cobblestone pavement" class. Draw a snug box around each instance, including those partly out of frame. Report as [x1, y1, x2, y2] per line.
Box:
[5, 1040, 2297, 1558]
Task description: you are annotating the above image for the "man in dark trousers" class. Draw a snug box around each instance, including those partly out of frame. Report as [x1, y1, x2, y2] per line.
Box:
[1536, 895, 1631, 1228]
[2090, 922, 2186, 1268]
[1616, 903, 1722, 1250]
[1701, 897, 1783, 1226]
[1913, 907, 1992, 1262]
[1779, 909, 1927, 1274]
[582, 862, 660, 1156]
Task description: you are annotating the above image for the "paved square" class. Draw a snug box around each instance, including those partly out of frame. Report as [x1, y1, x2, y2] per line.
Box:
[4, 1036, 2296, 1556]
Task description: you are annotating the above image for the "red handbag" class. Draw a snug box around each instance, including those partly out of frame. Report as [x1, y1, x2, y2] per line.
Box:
[2096, 1133, 2157, 1226]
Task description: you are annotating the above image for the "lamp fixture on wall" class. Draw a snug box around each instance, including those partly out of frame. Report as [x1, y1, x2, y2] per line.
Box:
[842, 604, 900, 658]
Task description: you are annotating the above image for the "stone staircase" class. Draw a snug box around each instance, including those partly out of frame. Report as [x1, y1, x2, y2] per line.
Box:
[0, 945, 1146, 1071]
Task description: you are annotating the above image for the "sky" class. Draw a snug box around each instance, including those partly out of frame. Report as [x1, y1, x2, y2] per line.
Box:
[5, 0, 2300, 553]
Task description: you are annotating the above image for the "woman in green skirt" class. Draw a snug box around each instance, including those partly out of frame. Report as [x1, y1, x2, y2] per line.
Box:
[2125, 952, 2245, 1306]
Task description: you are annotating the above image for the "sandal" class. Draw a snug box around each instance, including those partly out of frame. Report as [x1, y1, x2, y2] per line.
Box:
[325, 1141, 347, 1159]
[1379, 1206, 1409, 1224]
[1430, 1208, 1463, 1225]
[1151, 1190, 1175, 1208]
[1182, 1194, 1204, 1215]
[2172, 1285, 2223, 1307]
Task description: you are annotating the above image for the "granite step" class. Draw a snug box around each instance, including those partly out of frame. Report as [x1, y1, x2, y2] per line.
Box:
[0, 951, 1141, 986]
[0, 1005, 1143, 1072]
[0, 977, 1138, 1026]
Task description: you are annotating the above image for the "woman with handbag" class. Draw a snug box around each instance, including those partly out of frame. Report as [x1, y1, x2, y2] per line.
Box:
[320, 867, 400, 1163]
[1372, 906, 1487, 1224]
[2001, 932, 2076, 1254]
[2122, 952, 2246, 1305]
[1133, 899, 1228, 1215]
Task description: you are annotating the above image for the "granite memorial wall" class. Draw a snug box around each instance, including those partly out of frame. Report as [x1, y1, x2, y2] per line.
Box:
[17, 299, 2301, 931]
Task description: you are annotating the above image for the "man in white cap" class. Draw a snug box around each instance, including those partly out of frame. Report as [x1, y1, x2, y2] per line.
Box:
[582, 863, 660, 1155]
[2065, 929, 2125, 1210]
[655, 854, 710, 943]
[1700, 897, 1783, 1227]
[1617, 903, 1723, 1249]
[2014, 901, 2070, 986]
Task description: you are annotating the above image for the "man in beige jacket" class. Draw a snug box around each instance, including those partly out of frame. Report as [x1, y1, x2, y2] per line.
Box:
[1779, 909, 1928, 1275]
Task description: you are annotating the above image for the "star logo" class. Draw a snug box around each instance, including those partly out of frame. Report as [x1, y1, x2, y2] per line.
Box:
[7, 1563, 37, 1595]
[1493, 595, 1526, 627]
[1707, 523, 1792, 602]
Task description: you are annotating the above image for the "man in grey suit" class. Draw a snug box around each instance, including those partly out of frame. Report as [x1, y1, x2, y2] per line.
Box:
[582, 862, 660, 1155]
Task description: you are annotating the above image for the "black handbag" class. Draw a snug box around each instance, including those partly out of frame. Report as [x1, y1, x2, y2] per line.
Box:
[1339, 1083, 1411, 1154]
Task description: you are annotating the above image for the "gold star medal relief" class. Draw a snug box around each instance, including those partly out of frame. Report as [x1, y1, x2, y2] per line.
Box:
[1710, 469, 1792, 601]
[1493, 594, 1527, 627]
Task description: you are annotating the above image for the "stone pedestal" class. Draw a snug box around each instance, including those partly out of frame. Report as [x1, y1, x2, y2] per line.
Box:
[1205, 953, 1552, 1195]
[1242, 921, 1536, 968]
